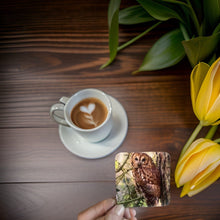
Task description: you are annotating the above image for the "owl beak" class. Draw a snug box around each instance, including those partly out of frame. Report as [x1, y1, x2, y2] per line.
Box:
[138, 162, 142, 167]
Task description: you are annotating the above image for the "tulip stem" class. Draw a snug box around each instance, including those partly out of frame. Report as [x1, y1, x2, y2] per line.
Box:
[205, 125, 218, 140]
[186, 0, 201, 35]
[214, 138, 220, 143]
[179, 122, 203, 158]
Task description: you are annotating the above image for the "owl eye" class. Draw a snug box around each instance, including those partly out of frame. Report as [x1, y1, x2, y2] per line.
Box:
[142, 158, 146, 162]
[135, 157, 138, 161]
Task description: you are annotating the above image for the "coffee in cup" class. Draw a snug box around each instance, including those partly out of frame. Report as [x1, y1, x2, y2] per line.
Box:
[71, 97, 108, 129]
[50, 89, 112, 142]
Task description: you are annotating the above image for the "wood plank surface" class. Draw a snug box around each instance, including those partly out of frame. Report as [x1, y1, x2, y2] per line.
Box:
[1, 127, 219, 183]
[0, 127, 200, 183]
[0, 182, 219, 220]
[0, 80, 197, 128]
[0, 0, 219, 219]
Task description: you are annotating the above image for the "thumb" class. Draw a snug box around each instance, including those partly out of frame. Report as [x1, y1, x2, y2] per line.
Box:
[105, 205, 126, 220]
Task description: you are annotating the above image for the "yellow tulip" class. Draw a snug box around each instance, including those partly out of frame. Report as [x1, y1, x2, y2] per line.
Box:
[175, 138, 220, 197]
[191, 57, 220, 126]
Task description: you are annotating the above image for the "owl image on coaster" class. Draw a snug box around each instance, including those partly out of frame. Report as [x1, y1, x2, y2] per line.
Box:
[115, 152, 171, 207]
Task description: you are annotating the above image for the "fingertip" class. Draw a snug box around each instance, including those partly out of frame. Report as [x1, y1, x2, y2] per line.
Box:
[125, 208, 131, 218]
[108, 198, 117, 206]
[103, 198, 116, 211]
[105, 205, 125, 220]
[129, 208, 136, 217]
[114, 204, 125, 216]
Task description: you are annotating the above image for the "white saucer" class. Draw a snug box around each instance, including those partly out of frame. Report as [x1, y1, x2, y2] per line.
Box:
[58, 95, 128, 159]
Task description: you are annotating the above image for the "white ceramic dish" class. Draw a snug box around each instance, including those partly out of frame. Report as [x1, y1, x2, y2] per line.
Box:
[58, 95, 128, 159]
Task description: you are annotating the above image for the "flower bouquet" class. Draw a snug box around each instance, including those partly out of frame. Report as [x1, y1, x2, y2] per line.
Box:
[175, 57, 220, 197]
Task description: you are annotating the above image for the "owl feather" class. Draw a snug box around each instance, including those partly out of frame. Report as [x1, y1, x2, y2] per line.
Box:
[131, 153, 161, 207]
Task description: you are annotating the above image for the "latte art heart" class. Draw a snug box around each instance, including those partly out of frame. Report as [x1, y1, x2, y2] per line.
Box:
[71, 97, 108, 129]
[79, 103, 97, 127]
[80, 103, 95, 114]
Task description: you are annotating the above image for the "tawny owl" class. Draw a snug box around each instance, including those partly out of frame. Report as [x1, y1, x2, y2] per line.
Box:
[131, 153, 161, 206]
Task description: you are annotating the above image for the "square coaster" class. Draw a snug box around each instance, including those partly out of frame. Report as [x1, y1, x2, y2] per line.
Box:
[115, 152, 171, 207]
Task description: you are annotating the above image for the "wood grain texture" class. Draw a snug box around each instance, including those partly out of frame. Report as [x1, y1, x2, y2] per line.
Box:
[0, 182, 219, 220]
[0, 80, 197, 128]
[0, 0, 219, 219]
[2, 127, 216, 183]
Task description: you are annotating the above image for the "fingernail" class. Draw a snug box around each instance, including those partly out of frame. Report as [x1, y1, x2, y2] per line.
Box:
[108, 198, 116, 206]
[125, 208, 131, 218]
[103, 198, 116, 210]
[114, 205, 125, 216]
[130, 208, 136, 217]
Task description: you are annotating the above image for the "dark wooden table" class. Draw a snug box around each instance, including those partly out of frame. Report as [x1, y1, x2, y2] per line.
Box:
[0, 0, 219, 219]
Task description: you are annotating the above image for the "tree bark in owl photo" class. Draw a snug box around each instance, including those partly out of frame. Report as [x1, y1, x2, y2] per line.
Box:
[156, 152, 171, 206]
[115, 152, 171, 207]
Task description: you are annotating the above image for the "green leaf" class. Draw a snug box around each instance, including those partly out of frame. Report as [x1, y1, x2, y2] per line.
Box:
[100, 0, 121, 69]
[162, 0, 197, 37]
[107, 0, 121, 26]
[190, 0, 203, 21]
[203, 0, 220, 34]
[182, 32, 220, 67]
[117, 22, 162, 52]
[213, 22, 220, 34]
[136, 0, 183, 22]
[119, 5, 155, 25]
[135, 29, 185, 72]
[208, 53, 217, 66]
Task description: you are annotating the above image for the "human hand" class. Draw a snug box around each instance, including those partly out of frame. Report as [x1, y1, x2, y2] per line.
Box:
[78, 198, 137, 220]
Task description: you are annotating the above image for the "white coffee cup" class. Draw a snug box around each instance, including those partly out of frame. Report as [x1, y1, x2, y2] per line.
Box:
[50, 89, 112, 142]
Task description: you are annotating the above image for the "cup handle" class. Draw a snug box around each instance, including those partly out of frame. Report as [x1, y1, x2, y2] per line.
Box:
[50, 97, 70, 127]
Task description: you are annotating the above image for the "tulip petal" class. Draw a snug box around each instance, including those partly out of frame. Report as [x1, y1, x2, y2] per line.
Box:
[190, 159, 220, 188]
[207, 57, 220, 108]
[177, 141, 220, 186]
[180, 161, 220, 197]
[199, 145, 220, 170]
[205, 58, 220, 125]
[205, 95, 220, 125]
[180, 182, 190, 197]
[213, 119, 220, 126]
[175, 139, 204, 187]
[195, 74, 212, 123]
[195, 57, 220, 125]
[175, 138, 215, 186]
[190, 62, 210, 119]
[187, 165, 220, 197]
[178, 148, 209, 186]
